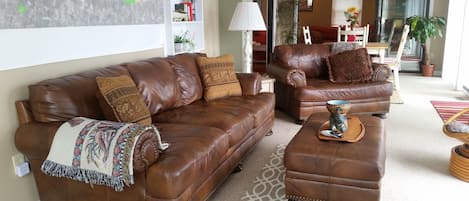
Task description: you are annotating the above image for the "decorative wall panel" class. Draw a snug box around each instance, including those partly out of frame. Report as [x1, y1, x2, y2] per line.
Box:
[0, 0, 164, 29]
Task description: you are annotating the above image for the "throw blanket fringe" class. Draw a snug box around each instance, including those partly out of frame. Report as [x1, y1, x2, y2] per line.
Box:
[41, 160, 134, 191]
[41, 117, 166, 191]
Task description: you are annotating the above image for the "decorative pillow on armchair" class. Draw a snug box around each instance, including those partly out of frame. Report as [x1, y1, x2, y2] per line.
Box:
[326, 48, 373, 83]
[197, 54, 242, 101]
[96, 75, 152, 126]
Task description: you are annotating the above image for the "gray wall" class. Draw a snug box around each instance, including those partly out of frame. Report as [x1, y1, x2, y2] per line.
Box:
[430, 0, 449, 76]
[219, 0, 243, 71]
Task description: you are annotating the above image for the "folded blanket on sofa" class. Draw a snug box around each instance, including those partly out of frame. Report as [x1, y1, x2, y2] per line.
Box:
[41, 117, 168, 191]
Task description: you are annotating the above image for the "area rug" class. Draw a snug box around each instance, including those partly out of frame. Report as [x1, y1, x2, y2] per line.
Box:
[431, 100, 469, 122]
[391, 90, 404, 104]
[241, 144, 287, 201]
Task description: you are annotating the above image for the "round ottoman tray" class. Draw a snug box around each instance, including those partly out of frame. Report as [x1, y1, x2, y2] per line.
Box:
[317, 116, 365, 142]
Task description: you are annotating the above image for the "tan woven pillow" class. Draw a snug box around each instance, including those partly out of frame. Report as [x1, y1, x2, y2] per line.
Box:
[197, 54, 242, 101]
[96, 75, 151, 126]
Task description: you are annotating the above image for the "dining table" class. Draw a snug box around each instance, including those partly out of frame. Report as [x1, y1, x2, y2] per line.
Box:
[365, 42, 389, 63]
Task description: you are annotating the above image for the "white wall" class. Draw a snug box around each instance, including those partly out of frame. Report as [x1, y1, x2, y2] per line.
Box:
[442, 0, 469, 90]
[0, 25, 166, 71]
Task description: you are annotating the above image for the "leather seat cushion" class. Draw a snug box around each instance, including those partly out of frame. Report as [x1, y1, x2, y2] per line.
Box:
[295, 79, 393, 102]
[204, 93, 275, 128]
[146, 123, 229, 199]
[152, 101, 254, 147]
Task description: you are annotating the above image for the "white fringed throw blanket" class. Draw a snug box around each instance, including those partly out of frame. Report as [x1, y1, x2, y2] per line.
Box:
[41, 117, 165, 191]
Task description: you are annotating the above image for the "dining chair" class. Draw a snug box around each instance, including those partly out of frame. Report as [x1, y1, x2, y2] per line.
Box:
[303, 26, 312, 45]
[337, 24, 369, 47]
[372, 24, 410, 91]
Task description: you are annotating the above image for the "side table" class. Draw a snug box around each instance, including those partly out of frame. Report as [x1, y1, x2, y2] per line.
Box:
[260, 77, 275, 93]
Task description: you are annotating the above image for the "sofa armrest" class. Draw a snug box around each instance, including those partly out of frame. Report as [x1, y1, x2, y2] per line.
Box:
[266, 63, 307, 87]
[236, 73, 262, 96]
[15, 122, 160, 172]
[371, 63, 391, 82]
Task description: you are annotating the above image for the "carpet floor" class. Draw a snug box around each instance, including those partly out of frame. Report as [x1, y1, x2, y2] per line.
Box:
[209, 74, 469, 201]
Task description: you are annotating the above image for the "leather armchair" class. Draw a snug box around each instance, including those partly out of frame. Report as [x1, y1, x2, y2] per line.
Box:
[267, 44, 393, 123]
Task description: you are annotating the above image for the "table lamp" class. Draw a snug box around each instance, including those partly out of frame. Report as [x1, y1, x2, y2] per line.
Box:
[229, 2, 267, 73]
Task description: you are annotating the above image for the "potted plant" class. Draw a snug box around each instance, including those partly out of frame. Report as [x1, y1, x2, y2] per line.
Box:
[405, 15, 446, 76]
[174, 31, 195, 53]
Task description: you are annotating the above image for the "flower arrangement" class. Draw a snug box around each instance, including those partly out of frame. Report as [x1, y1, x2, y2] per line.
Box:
[344, 6, 360, 28]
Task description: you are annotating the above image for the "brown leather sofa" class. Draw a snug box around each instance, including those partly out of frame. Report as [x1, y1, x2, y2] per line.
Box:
[15, 53, 275, 201]
[267, 44, 393, 123]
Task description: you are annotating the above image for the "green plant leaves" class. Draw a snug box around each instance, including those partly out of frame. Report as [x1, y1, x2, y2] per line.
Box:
[405, 15, 446, 44]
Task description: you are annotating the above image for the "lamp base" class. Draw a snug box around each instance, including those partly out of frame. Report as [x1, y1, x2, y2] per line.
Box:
[242, 31, 253, 73]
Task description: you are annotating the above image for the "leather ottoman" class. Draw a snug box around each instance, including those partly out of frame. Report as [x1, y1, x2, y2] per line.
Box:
[284, 114, 386, 201]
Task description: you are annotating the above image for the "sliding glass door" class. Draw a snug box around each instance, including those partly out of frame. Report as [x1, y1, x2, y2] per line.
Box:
[376, 0, 428, 72]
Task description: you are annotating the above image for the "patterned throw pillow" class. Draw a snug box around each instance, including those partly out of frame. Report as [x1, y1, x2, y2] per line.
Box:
[197, 54, 242, 101]
[326, 48, 373, 83]
[96, 75, 151, 126]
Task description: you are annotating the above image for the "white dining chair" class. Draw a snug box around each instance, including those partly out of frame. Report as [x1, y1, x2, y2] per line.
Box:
[372, 25, 410, 91]
[337, 24, 369, 47]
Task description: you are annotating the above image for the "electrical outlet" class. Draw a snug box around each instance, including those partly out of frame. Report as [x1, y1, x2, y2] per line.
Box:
[12, 153, 30, 177]
[11, 153, 25, 167]
[15, 162, 30, 177]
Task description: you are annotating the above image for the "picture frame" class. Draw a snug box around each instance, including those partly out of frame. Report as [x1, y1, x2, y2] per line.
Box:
[299, 0, 313, 11]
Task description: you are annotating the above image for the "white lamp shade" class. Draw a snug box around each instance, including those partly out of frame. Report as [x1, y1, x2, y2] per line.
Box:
[229, 2, 267, 31]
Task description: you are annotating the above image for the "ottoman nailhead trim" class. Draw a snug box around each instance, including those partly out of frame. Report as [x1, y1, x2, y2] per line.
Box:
[286, 194, 325, 201]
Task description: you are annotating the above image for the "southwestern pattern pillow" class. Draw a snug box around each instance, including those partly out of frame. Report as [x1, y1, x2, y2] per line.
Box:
[96, 75, 151, 126]
[326, 48, 373, 83]
[197, 54, 242, 101]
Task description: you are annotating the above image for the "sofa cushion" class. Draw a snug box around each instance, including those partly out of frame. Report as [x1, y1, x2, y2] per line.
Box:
[146, 123, 229, 199]
[272, 44, 331, 79]
[152, 101, 254, 147]
[29, 65, 130, 122]
[295, 79, 393, 102]
[166, 53, 205, 104]
[96, 75, 151, 126]
[206, 93, 275, 128]
[197, 54, 242, 101]
[326, 48, 373, 83]
[125, 58, 181, 115]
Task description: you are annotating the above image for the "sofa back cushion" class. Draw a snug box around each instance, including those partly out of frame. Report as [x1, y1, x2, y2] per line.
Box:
[165, 53, 205, 104]
[272, 44, 331, 79]
[29, 65, 130, 123]
[125, 58, 181, 116]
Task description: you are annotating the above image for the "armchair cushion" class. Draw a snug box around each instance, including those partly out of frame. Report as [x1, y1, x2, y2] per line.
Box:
[96, 75, 152, 126]
[326, 48, 373, 83]
[197, 54, 242, 101]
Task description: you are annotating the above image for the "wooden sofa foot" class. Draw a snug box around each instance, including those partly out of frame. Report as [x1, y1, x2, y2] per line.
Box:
[373, 113, 388, 119]
[265, 130, 273, 136]
[232, 163, 243, 174]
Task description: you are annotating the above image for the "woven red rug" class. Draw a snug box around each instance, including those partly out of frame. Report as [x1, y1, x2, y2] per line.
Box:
[431, 100, 469, 122]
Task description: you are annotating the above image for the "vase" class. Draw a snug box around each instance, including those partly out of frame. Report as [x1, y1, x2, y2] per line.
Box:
[326, 100, 351, 134]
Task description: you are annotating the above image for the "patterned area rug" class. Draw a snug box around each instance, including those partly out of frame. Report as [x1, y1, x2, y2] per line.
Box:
[431, 100, 469, 122]
[241, 144, 287, 201]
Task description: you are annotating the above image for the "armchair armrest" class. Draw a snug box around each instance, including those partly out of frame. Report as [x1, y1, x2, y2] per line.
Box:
[371, 63, 391, 82]
[266, 63, 307, 87]
[236, 73, 262, 96]
[15, 122, 160, 172]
